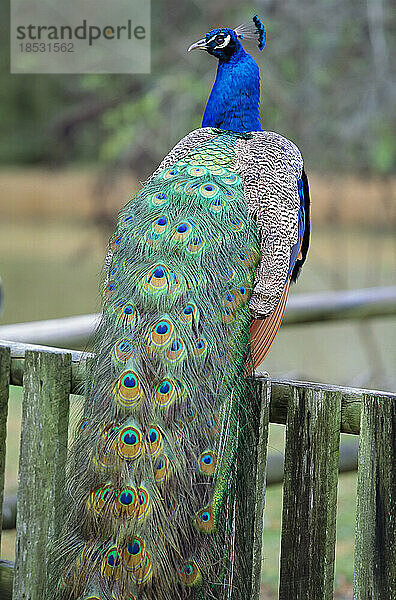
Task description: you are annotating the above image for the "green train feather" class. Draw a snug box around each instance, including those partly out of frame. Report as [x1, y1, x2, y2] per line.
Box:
[51, 132, 261, 600]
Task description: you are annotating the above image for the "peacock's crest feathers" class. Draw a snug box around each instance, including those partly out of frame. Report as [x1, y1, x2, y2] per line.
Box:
[234, 15, 266, 51]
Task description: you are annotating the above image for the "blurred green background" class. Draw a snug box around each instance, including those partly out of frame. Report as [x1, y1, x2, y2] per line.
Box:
[0, 1, 395, 599]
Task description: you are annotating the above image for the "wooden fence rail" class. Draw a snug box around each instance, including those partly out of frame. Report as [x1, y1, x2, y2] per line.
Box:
[0, 340, 394, 600]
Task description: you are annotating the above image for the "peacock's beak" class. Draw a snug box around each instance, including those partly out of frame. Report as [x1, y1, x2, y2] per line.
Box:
[188, 38, 208, 52]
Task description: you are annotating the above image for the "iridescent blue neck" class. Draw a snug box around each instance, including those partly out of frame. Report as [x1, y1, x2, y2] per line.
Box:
[202, 44, 262, 133]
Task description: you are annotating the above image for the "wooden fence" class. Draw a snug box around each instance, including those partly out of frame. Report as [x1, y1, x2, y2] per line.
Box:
[0, 340, 394, 600]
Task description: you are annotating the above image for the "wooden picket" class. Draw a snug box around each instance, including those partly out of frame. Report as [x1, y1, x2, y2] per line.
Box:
[13, 351, 71, 600]
[0, 340, 394, 600]
[279, 387, 341, 600]
[354, 394, 396, 599]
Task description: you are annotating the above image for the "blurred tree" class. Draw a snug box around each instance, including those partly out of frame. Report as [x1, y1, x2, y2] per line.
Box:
[1, 0, 395, 175]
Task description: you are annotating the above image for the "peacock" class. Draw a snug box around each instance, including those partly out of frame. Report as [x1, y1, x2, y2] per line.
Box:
[50, 16, 310, 600]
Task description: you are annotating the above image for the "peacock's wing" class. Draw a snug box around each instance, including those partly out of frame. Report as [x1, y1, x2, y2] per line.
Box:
[234, 131, 311, 367]
[234, 130, 310, 318]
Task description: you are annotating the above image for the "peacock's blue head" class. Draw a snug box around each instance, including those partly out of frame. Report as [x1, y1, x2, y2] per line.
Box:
[188, 16, 266, 62]
[189, 16, 267, 132]
[188, 28, 240, 62]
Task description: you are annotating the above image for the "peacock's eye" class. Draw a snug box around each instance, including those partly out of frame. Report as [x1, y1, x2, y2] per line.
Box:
[215, 34, 225, 44]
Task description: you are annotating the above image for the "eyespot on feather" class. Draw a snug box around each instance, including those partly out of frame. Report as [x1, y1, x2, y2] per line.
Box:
[221, 173, 239, 185]
[224, 188, 236, 200]
[178, 302, 199, 325]
[178, 561, 201, 586]
[238, 285, 249, 302]
[112, 300, 137, 329]
[152, 215, 169, 234]
[146, 426, 163, 457]
[89, 483, 116, 515]
[199, 450, 217, 475]
[117, 425, 143, 460]
[236, 248, 256, 267]
[149, 318, 174, 347]
[185, 405, 197, 423]
[136, 486, 151, 521]
[163, 167, 178, 180]
[112, 338, 133, 363]
[194, 505, 216, 533]
[187, 166, 208, 177]
[114, 486, 139, 519]
[103, 280, 117, 299]
[122, 213, 134, 224]
[194, 338, 207, 357]
[114, 371, 142, 408]
[165, 338, 186, 362]
[186, 236, 205, 254]
[101, 547, 122, 580]
[150, 191, 169, 206]
[199, 182, 219, 199]
[143, 264, 170, 293]
[229, 216, 245, 232]
[123, 536, 146, 571]
[154, 378, 177, 408]
[173, 222, 192, 242]
[223, 290, 241, 311]
[110, 233, 123, 252]
[209, 197, 224, 213]
[154, 454, 170, 483]
[206, 413, 220, 437]
[242, 247, 260, 267]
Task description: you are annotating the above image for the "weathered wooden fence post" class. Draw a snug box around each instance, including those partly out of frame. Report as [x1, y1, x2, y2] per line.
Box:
[354, 393, 396, 600]
[279, 387, 342, 600]
[230, 378, 271, 600]
[12, 350, 71, 600]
